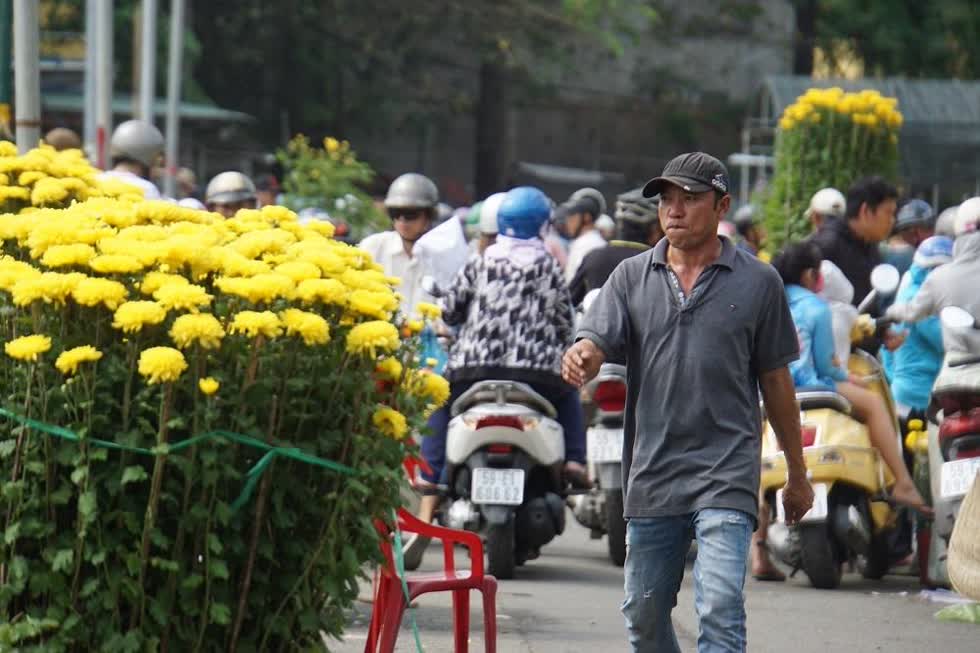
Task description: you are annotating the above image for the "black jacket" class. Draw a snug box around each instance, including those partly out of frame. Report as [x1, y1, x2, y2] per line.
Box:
[807, 218, 881, 306]
[568, 241, 650, 306]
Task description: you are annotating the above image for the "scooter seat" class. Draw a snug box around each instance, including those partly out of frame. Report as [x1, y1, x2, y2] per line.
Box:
[450, 380, 558, 418]
[796, 390, 853, 414]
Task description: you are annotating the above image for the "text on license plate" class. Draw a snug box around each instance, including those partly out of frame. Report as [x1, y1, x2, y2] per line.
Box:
[940, 457, 980, 499]
[776, 482, 828, 523]
[471, 468, 525, 505]
[587, 427, 623, 463]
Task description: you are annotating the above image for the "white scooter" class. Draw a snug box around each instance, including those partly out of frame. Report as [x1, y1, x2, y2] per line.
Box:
[927, 306, 980, 569]
[441, 381, 569, 579]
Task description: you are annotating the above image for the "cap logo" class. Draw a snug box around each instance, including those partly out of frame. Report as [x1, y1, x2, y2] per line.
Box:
[711, 174, 728, 193]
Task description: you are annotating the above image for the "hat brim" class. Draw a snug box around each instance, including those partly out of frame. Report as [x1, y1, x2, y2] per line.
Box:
[642, 176, 714, 198]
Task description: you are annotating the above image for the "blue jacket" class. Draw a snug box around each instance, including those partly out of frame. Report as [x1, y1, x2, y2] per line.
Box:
[787, 285, 848, 391]
[890, 264, 944, 410]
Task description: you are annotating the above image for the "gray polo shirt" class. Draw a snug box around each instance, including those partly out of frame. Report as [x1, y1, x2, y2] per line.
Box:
[577, 236, 798, 521]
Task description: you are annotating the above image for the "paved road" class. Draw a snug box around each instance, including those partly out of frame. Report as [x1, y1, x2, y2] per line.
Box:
[330, 511, 978, 652]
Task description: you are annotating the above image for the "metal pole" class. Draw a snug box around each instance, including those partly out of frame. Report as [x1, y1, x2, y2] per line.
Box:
[95, 0, 113, 168]
[13, 0, 41, 154]
[83, 0, 97, 156]
[163, 0, 184, 198]
[138, 0, 157, 122]
[0, 1, 13, 138]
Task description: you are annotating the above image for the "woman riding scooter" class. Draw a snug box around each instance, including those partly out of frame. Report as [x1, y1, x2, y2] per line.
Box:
[773, 242, 931, 514]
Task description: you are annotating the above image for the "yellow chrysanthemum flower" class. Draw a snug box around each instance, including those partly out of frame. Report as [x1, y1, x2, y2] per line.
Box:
[279, 308, 331, 345]
[4, 334, 52, 362]
[406, 320, 424, 335]
[376, 357, 403, 382]
[372, 406, 408, 440]
[295, 278, 347, 306]
[198, 377, 220, 396]
[348, 289, 398, 320]
[214, 273, 293, 305]
[346, 321, 400, 357]
[416, 302, 442, 320]
[112, 301, 168, 333]
[274, 261, 322, 283]
[41, 243, 97, 268]
[30, 178, 71, 206]
[169, 313, 226, 350]
[71, 277, 129, 310]
[153, 283, 213, 313]
[11, 272, 82, 306]
[404, 369, 451, 407]
[138, 346, 188, 384]
[55, 345, 103, 376]
[89, 254, 144, 275]
[229, 310, 283, 339]
[140, 271, 190, 296]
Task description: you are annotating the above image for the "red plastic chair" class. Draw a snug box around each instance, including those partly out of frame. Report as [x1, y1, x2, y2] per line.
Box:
[364, 507, 498, 653]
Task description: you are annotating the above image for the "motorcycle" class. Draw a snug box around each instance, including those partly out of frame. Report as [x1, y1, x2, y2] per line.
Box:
[927, 306, 980, 555]
[441, 380, 570, 579]
[762, 264, 910, 589]
[569, 362, 629, 565]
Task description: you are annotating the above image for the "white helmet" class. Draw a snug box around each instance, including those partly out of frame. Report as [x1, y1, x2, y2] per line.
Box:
[110, 120, 164, 168]
[596, 214, 616, 235]
[807, 187, 846, 220]
[205, 171, 257, 205]
[384, 173, 438, 210]
[935, 206, 958, 237]
[480, 192, 506, 235]
[954, 197, 980, 237]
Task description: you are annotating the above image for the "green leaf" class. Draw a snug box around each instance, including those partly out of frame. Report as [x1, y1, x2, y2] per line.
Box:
[4, 521, 20, 545]
[209, 601, 232, 625]
[78, 490, 97, 521]
[80, 577, 100, 598]
[208, 559, 229, 580]
[0, 438, 16, 458]
[207, 533, 223, 555]
[52, 548, 74, 573]
[180, 574, 204, 591]
[71, 466, 88, 486]
[149, 557, 179, 572]
[120, 465, 148, 485]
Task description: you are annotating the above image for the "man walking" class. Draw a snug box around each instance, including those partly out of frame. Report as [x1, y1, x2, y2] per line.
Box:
[563, 152, 814, 653]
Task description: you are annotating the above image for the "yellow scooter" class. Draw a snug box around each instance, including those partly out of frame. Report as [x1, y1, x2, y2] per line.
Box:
[762, 266, 906, 589]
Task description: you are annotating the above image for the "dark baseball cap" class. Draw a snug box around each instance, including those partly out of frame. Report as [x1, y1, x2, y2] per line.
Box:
[642, 152, 731, 198]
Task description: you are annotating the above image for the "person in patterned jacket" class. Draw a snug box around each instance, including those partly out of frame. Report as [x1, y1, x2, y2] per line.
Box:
[418, 186, 589, 489]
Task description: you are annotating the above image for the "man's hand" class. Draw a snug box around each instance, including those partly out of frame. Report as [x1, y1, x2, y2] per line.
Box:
[562, 339, 605, 388]
[781, 474, 815, 525]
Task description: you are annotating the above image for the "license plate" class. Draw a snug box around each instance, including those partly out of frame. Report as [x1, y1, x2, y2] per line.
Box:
[471, 468, 525, 505]
[776, 483, 828, 523]
[587, 427, 623, 463]
[940, 458, 980, 499]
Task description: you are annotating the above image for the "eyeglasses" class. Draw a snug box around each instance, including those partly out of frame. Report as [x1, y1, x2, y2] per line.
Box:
[388, 208, 426, 222]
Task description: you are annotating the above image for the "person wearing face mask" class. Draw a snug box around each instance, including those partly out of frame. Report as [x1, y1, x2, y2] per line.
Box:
[807, 176, 898, 306]
[358, 173, 439, 312]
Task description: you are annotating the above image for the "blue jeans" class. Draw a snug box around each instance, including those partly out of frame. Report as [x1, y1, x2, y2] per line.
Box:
[420, 379, 587, 483]
[622, 509, 753, 653]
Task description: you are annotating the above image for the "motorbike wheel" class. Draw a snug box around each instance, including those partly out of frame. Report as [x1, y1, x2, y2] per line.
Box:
[605, 489, 627, 567]
[799, 524, 842, 589]
[486, 520, 516, 580]
[858, 531, 891, 580]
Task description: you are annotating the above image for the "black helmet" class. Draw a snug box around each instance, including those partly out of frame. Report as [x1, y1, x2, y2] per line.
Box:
[614, 188, 659, 225]
[894, 199, 935, 232]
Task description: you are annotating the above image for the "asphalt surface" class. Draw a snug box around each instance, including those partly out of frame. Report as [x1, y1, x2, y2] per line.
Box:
[329, 511, 979, 652]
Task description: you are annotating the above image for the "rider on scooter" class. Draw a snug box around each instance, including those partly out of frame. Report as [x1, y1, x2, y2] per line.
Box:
[773, 241, 930, 514]
[418, 186, 588, 487]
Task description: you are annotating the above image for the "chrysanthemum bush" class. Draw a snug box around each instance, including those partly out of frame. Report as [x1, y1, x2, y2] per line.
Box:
[763, 87, 902, 247]
[0, 146, 449, 651]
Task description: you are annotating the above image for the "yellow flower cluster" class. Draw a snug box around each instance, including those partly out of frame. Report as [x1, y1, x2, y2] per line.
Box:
[55, 345, 103, 376]
[170, 313, 226, 350]
[229, 310, 283, 339]
[372, 406, 408, 440]
[778, 87, 903, 133]
[138, 346, 188, 384]
[4, 334, 52, 362]
[346, 321, 400, 357]
[280, 308, 331, 346]
[198, 376, 220, 396]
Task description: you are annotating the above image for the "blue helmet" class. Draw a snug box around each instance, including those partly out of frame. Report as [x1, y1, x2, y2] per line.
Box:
[496, 186, 552, 239]
[913, 235, 954, 269]
[895, 199, 935, 232]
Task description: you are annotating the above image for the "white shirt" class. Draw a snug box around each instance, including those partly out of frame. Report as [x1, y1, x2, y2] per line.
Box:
[358, 231, 434, 315]
[98, 170, 162, 200]
[565, 229, 607, 283]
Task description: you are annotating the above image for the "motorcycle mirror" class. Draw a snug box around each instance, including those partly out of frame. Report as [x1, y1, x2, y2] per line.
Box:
[582, 288, 601, 313]
[940, 306, 976, 331]
[869, 264, 900, 296]
[421, 275, 443, 298]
